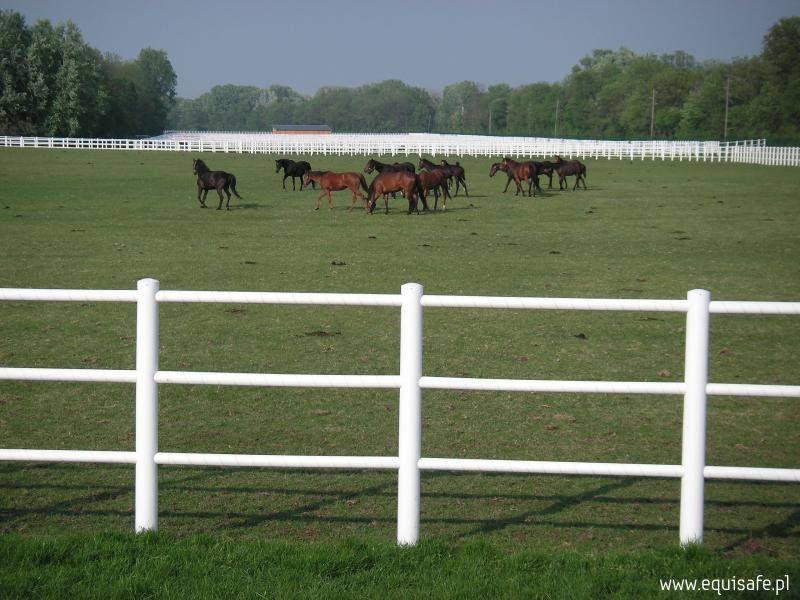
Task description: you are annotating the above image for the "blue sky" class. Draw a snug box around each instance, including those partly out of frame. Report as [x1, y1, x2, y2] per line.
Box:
[5, 0, 799, 98]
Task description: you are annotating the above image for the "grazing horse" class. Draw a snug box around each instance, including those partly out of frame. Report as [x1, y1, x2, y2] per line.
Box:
[417, 169, 451, 211]
[440, 159, 469, 197]
[192, 158, 242, 210]
[363, 158, 416, 174]
[303, 171, 370, 212]
[553, 156, 587, 191]
[367, 171, 423, 214]
[275, 158, 313, 190]
[499, 157, 538, 197]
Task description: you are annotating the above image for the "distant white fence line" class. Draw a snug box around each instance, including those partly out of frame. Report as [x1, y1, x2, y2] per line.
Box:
[3, 132, 799, 166]
[1, 280, 799, 546]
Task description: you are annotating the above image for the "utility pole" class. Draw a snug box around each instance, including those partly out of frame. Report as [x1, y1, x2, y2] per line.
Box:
[650, 88, 656, 138]
[554, 99, 560, 137]
[723, 76, 731, 141]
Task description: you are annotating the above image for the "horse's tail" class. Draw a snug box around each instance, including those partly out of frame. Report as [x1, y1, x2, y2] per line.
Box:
[230, 174, 243, 199]
[359, 174, 369, 194]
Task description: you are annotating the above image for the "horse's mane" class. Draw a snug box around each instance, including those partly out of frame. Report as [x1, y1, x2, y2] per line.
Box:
[194, 158, 210, 173]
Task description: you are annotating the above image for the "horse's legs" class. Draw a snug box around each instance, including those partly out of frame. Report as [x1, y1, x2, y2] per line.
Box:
[459, 176, 468, 197]
[282, 173, 288, 190]
[327, 190, 334, 209]
[546, 172, 553, 189]
[315, 190, 326, 210]
[200, 188, 209, 208]
[197, 185, 207, 208]
[503, 175, 512, 193]
[216, 185, 226, 210]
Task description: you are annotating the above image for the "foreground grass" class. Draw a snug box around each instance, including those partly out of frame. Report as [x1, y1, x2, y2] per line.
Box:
[0, 149, 798, 567]
[2, 533, 798, 599]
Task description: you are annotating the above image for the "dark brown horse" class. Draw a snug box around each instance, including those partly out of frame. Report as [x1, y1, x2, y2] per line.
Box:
[499, 157, 538, 197]
[275, 158, 313, 190]
[303, 171, 370, 212]
[490, 160, 552, 194]
[553, 156, 587, 191]
[367, 171, 423, 214]
[440, 159, 469, 197]
[417, 169, 450, 211]
[363, 158, 416, 174]
[192, 158, 242, 210]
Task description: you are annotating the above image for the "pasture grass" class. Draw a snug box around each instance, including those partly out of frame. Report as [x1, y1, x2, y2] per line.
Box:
[0, 148, 799, 584]
[2, 533, 798, 599]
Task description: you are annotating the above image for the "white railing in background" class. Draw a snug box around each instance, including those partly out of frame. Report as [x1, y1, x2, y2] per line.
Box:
[2, 133, 797, 166]
[1, 280, 799, 546]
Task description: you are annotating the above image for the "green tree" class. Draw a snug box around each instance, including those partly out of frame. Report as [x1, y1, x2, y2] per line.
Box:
[0, 9, 31, 133]
[130, 48, 176, 135]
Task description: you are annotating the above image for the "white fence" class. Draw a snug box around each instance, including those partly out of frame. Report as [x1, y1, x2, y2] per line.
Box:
[1, 280, 799, 546]
[3, 132, 799, 166]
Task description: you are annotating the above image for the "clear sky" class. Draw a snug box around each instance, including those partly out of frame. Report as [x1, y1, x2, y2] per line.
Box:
[4, 0, 799, 98]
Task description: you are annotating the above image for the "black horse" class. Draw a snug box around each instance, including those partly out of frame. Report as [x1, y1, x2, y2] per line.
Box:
[363, 158, 416, 174]
[192, 158, 242, 210]
[275, 158, 314, 190]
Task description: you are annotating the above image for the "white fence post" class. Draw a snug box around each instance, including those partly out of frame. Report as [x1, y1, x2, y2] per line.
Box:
[397, 282, 423, 546]
[135, 278, 159, 532]
[679, 288, 710, 545]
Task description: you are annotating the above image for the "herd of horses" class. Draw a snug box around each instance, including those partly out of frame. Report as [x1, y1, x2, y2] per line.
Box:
[193, 155, 587, 213]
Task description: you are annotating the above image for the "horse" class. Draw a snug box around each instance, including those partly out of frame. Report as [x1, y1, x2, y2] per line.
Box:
[440, 159, 469, 197]
[303, 171, 370, 212]
[363, 158, 416, 174]
[417, 169, 451, 211]
[367, 171, 424, 214]
[553, 155, 587, 191]
[490, 160, 553, 194]
[275, 158, 314, 190]
[499, 157, 538, 197]
[192, 158, 242, 210]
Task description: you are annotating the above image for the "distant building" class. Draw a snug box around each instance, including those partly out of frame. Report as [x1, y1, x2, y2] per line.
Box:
[272, 124, 332, 135]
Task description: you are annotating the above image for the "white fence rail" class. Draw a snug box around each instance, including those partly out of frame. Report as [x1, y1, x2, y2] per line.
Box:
[1, 280, 799, 546]
[3, 132, 798, 166]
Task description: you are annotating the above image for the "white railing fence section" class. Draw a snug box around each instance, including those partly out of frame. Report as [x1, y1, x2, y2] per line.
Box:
[2, 133, 797, 166]
[1, 280, 799, 546]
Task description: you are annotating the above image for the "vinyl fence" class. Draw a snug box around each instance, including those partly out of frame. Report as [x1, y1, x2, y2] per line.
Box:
[1, 279, 799, 546]
[3, 132, 799, 166]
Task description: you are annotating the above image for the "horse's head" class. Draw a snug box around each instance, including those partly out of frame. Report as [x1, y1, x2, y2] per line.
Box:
[553, 155, 563, 164]
[275, 160, 282, 173]
[364, 159, 375, 174]
[489, 163, 500, 177]
[192, 158, 207, 175]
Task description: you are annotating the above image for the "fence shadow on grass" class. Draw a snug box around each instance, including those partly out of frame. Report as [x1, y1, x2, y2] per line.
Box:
[1, 466, 798, 546]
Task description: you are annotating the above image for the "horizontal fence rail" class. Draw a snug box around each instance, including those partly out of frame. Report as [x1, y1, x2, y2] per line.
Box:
[2, 132, 798, 166]
[1, 279, 799, 547]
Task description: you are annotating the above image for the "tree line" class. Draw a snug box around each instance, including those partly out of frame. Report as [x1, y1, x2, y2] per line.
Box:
[0, 9, 176, 137]
[2, 10, 798, 144]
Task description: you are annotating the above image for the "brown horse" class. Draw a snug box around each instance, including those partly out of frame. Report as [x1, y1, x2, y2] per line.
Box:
[367, 171, 423, 214]
[192, 158, 242, 210]
[553, 156, 587, 191]
[303, 171, 370, 211]
[499, 157, 538, 197]
[418, 169, 451, 211]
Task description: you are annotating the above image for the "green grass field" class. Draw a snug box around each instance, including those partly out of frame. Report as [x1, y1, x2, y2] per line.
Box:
[0, 148, 798, 595]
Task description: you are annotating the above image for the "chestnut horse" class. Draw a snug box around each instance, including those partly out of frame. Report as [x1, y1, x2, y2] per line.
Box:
[418, 169, 450, 211]
[303, 171, 370, 211]
[192, 158, 242, 210]
[499, 157, 538, 197]
[553, 155, 587, 190]
[367, 171, 423, 214]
